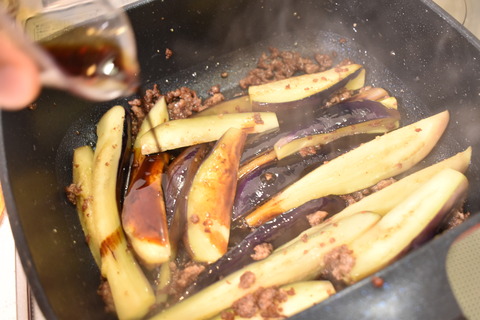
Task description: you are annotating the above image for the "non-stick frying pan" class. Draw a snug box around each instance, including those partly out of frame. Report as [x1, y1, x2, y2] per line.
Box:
[2, 0, 480, 319]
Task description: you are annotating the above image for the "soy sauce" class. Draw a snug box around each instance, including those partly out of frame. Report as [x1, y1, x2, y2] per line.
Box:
[38, 27, 132, 81]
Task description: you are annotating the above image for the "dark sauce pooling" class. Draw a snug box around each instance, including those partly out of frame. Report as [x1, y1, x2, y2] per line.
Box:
[38, 27, 126, 80]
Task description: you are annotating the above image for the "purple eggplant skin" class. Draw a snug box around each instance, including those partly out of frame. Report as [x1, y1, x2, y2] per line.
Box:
[164, 144, 210, 226]
[233, 134, 372, 221]
[275, 100, 401, 150]
[241, 99, 399, 165]
[117, 109, 133, 206]
[181, 196, 346, 299]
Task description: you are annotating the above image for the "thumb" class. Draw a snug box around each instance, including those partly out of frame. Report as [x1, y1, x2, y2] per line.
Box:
[0, 30, 41, 110]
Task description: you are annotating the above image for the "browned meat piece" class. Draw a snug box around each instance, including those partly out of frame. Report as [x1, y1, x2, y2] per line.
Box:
[65, 183, 81, 205]
[341, 178, 397, 205]
[306, 210, 329, 226]
[322, 244, 355, 282]
[250, 243, 273, 261]
[324, 87, 355, 107]
[97, 279, 116, 314]
[239, 271, 256, 289]
[203, 93, 225, 108]
[128, 84, 163, 135]
[166, 261, 205, 298]
[444, 209, 470, 230]
[165, 48, 173, 59]
[232, 293, 258, 318]
[220, 310, 235, 320]
[165, 87, 204, 119]
[232, 286, 288, 318]
[315, 53, 334, 70]
[239, 47, 336, 89]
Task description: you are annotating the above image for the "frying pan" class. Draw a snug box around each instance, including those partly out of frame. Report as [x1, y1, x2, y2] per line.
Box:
[2, 0, 480, 319]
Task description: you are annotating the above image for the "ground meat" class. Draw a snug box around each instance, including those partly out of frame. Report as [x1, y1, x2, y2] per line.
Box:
[314, 53, 333, 70]
[97, 279, 116, 314]
[65, 183, 82, 205]
[324, 87, 355, 107]
[128, 84, 163, 135]
[220, 310, 235, 320]
[239, 271, 256, 289]
[165, 48, 173, 59]
[232, 293, 258, 318]
[239, 47, 336, 89]
[322, 244, 355, 282]
[306, 210, 329, 226]
[250, 243, 273, 261]
[165, 87, 204, 119]
[371, 276, 384, 288]
[232, 286, 288, 318]
[166, 261, 205, 298]
[298, 146, 318, 157]
[341, 178, 397, 205]
[203, 93, 225, 108]
[444, 209, 470, 230]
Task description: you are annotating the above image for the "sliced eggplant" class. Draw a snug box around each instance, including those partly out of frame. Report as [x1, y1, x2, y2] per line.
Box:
[343, 168, 468, 284]
[164, 144, 209, 225]
[329, 147, 472, 223]
[244, 111, 450, 227]
[71, 145, 101, 267]
[131, 97, 169, 182]
[184, 127, 247, 263]
[249, 64, 365, 112]
[91, 106, 155, 319]
[283, 147, 473, 248]
[273, 100, 401, 159]
[192, 95, 252, 117]
[122, 153, 171, 268]
[184, 196, 345, 297]
[165, 144, 210, 254]
[151, 212, 381, 320]
[140, 112, 278, 154]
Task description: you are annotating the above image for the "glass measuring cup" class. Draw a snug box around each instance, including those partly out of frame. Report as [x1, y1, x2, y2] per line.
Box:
[0, 0, 139, 101]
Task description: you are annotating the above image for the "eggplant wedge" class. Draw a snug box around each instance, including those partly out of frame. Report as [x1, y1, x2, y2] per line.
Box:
[249, 64, 365, 112]
[165, 144, 210, 253]
[122, 153, 171, 268]
[90, 106, 155, 319]
[131, 97, 169, 182]
[273, 100, 401, 159]
[140, 112, 278, 154]
[193, 95, 252, 117]
[71, 145, 101, 267]
[184, 127, 247, 263]
[286, 148, 472, 246]
[245, 111, 450, 227]
[151, 212, 381, 320]
[328, 147, 472, 223]
[342, 168, 468, 284]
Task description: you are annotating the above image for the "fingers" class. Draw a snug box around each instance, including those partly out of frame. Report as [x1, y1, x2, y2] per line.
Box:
[0, 30, 41, 110]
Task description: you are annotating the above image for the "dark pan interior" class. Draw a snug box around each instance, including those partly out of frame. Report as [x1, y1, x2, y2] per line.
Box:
[2, 0, 480, 319]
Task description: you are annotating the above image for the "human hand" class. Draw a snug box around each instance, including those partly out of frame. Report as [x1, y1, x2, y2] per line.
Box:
[0, 30, 40, 110]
